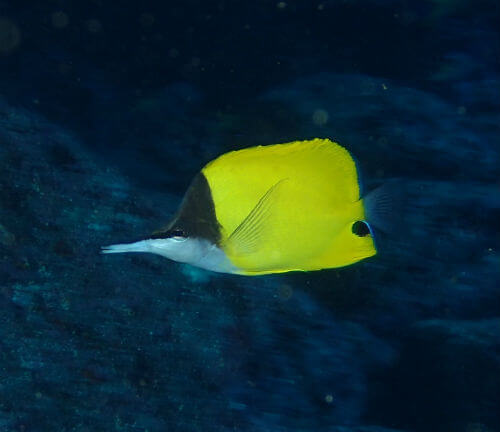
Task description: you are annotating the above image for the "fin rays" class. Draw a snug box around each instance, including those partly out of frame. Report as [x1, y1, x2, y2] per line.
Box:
[226, 179, 287, 255]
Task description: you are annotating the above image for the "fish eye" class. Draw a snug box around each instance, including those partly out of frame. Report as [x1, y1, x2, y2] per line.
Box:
[169, 229, 186, 239]
[352, 221, 371, 237]
[149, 228, 187, 241]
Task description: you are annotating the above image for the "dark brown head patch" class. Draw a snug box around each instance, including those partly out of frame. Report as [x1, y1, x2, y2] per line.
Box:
[151, 173, 221, 245]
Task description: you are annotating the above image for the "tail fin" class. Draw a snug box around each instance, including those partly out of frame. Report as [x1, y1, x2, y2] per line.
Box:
[101, 240, 150, 254]
[363, 180, 407, 234]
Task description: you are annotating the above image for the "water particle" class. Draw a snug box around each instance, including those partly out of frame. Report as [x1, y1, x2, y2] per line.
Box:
[325, 394, 334, 403]
[0, 18, 21, 53]
[466, 423, 491, 432]
[86, 19, 102, 33]
[279, 284, 293, 300]
[277, 2, 287, 9]
[51, 11, 69, 28]
[377, 136, 389, 147]
[312, 109, 329, 126]
[360, 79, 376, 95]
[140, 13, 155, 27]
[0, 223, 15, 246]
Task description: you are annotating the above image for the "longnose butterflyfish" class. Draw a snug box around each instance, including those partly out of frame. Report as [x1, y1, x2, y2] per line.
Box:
[102, 138, 387, 275]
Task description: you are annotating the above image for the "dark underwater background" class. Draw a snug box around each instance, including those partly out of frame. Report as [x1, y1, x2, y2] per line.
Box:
[1, 1, 499, 431]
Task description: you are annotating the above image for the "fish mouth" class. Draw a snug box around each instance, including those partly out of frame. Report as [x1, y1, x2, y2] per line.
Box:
[101, 240, 151, 254]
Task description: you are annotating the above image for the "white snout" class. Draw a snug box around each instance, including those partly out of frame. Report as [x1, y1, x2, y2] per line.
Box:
[102, 238, 237, 274]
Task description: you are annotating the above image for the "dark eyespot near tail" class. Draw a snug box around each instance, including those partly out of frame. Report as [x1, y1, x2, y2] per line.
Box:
[352, 221, 371, 237]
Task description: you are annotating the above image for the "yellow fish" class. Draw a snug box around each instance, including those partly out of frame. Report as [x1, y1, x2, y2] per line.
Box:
[102, 138, 382, 275]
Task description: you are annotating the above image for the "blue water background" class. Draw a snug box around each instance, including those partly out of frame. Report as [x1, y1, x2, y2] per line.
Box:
[0, 1, 499, 431]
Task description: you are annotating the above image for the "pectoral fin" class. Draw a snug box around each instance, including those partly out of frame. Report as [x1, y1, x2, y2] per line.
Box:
[225, 179, 287, 256]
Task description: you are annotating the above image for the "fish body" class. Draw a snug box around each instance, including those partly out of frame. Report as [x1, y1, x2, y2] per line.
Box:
[103, 139, 377, 275]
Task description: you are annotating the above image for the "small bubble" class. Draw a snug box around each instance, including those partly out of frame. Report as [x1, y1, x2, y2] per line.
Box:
[325, 394, 334, 403]
[58, 62, 72, 75]
[0, 223, 15, 246]
[60, 297, 70, 310]
[400, 11, 417, 25]
[139, 13, 155, 27]
[377, 136, 388, 147]
[278, 284, 293, 300]
[86, 19, 102, 33]
[0, 18, 21, 53]
[51, 11, 69, 28]
[35, 391, 42, 399]
[312, 109, 329, 126]
[466, 423, 490, 432]
[360, 79, 376, 95]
